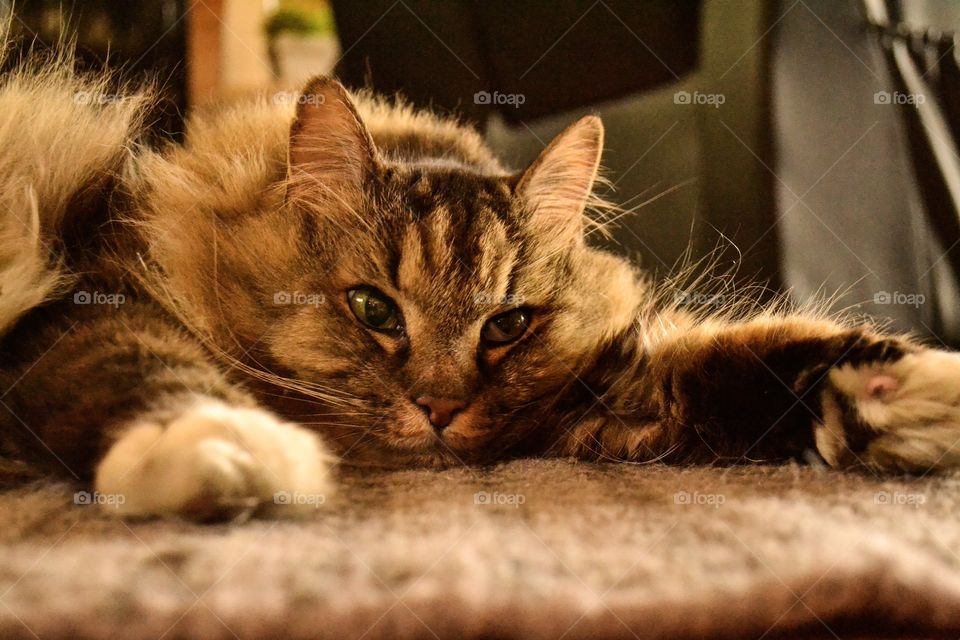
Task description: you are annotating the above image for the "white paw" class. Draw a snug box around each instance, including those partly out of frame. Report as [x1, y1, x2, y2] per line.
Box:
[94, 399, 334, 520]
[819, 350, 960, 472]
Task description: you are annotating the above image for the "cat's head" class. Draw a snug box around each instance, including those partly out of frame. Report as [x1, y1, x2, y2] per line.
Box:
[149, 77, 644, 467]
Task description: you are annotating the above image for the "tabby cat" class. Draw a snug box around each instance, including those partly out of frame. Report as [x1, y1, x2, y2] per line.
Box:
[2, 41, 960, 521]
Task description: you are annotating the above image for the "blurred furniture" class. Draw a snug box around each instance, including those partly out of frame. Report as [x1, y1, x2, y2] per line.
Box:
[331, 0, 781, 293]
[185, 0, 274, 105]
[772, 0, 960, 342]
[332, 1, 701, 125]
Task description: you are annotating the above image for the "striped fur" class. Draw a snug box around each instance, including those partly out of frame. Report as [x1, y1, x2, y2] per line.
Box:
[5, 36, 960, 519]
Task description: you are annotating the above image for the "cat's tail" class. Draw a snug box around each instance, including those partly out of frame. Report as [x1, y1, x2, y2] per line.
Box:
[0, 23, 151, 335]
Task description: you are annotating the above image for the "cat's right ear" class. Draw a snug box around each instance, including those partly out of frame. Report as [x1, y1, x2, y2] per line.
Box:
[286, 76, 378, 210]
[515, 115, 604, 245]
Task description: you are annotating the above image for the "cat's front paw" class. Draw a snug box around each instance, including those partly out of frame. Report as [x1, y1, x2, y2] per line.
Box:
[817, 350, 960, 472]
[94, 399, 334, 521]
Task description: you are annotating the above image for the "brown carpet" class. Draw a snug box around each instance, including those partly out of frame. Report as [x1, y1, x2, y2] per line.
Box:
[1, 460, 959, 639]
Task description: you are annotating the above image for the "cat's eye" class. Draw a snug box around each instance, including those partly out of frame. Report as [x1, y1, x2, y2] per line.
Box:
[481, 308, 531, 346]
[347, 287, 402, 333]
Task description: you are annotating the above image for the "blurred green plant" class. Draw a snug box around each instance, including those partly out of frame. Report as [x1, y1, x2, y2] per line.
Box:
[265, 1, 334, 77]
[264, 2, 333, 39]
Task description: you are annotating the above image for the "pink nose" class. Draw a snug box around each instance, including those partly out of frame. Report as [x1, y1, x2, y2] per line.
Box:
[415, 396, 466, 430]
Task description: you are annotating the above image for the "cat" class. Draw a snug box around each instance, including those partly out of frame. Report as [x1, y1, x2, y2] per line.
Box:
[2, 37, 960, 521]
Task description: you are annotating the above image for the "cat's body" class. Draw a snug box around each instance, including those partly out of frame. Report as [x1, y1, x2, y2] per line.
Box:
[3, 41, 960, 520]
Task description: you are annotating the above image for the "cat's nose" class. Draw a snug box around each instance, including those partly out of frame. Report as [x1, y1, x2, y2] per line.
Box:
[415, 396, 466, 430]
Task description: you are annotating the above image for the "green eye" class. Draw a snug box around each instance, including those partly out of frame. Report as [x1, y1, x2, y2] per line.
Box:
[481, 308, 531, 346]
[347, 287, 402, 332]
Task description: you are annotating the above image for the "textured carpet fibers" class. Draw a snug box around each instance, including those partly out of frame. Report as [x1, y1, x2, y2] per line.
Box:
[1, 460, 959, 639]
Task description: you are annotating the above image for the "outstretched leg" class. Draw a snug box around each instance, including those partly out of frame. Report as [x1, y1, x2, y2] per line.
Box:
[0, 303, 332, 520]
[558, 315, 960, 472]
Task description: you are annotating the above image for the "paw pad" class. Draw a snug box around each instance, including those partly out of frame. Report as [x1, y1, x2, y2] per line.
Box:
[865, 374, 899, 400]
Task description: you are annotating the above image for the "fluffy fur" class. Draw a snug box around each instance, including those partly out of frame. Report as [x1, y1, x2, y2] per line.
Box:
[0, 32, 149, 335]
[97, 398, 333, 520]
[4, 33, 960, 521]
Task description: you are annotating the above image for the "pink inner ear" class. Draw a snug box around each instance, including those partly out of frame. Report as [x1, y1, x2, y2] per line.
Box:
[866, 374, 899, 399]
[516, 115, 603, 239]
[285, 77, 378, 210]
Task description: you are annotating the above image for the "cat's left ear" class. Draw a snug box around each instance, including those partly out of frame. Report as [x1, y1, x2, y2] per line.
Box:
[286, 76, 378, 210]
[515, 116, 604, 243]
